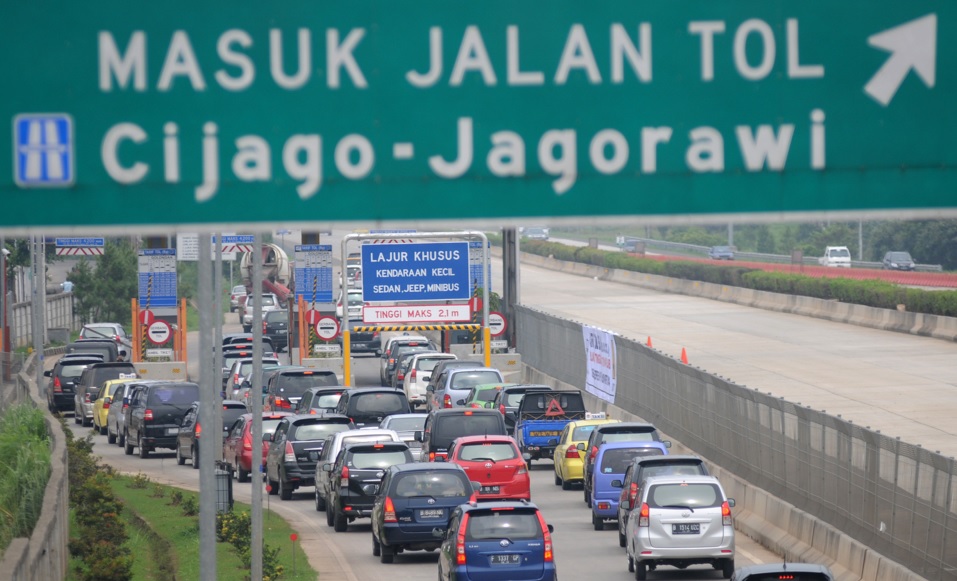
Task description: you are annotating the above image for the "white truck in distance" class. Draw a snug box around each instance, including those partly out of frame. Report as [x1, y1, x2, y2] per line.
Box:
[818, 246, 852, 268]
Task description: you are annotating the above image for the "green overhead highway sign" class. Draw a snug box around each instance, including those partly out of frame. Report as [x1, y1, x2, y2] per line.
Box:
[1, 1, 955, 231]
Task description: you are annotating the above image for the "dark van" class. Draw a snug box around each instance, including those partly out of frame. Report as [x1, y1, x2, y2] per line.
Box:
[416, 408, 508, 462]
[124, 381, 200, 459]
[64, 339, 122, 362]
[334, 388, 412, 429]
[266, 369, 339, 411]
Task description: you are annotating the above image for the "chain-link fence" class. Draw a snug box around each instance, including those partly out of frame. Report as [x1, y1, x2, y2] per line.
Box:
[517, 305, 955, 580]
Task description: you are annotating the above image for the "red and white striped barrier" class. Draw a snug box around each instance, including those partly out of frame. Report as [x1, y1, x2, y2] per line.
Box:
[222, 244, 253, 253]
[55, 247, 104, 256]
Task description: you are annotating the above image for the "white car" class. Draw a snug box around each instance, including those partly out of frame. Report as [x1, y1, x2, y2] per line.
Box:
[402, 352, 457, 408]
[818, 246, 851, 268]
[336, 289, 364, 319]
[242, 293, 281, 332]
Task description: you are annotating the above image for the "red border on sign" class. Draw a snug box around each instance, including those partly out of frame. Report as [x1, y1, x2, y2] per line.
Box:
[147, 320, 171, 345]
[489, 311, 507, 337]
[315, 316, 340, 341]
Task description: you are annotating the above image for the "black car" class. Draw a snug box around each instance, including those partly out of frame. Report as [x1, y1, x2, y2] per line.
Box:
[324, 441, 414, 532]
[489, 384, 553, 431]
[333, 387, 412, 429]
[370, 463, 475, 562]
[175, 400, 249, 468]
[339, 320, 381, 356]
[45, 356, 101, 413]
[265, 414, 354, 500]
[582, 423, 671, 506]
[730, 563, 835, 580]
[416, 408, 508, 462]
[124, 382, 200, 459]
[263, 310, 296, 352]
[882, 250, 916, 271]
[74, 362, 137, 427]
[64, 339, 122, 362]
[384, 343, 438, 386]
[294, 387, 346, 415]
[612, 455, 710, 547]
[265, 369, 339, 411]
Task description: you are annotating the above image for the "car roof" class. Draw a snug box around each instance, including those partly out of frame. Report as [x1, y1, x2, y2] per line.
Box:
[286, 413, 352, 424]
[501, 384, 551, 392]
[644, 474, 721, 486]
[343, 387, 403, 394]
[632, 454, 704, 466]
[733, 563, 834, 577]
[87, 361, 135, 369]
[567, 419, 621, 429]
[383, 413, 427, 421]
[596, 422, 657, 432]
[390, 462, 466, 474]
[459, 499, 542, 514]
[597, 441, 668, 454]
[429, 408, 501, 417]
[304, 386, 346, 394]
[236, 412, 294, 421]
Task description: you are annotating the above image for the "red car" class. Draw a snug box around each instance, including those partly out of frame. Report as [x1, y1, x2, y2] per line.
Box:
[223, 412, 293, 483]
[447, 435, 530, 501]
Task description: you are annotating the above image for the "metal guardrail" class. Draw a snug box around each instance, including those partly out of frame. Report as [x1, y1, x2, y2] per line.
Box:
[620, 236, 944, 272]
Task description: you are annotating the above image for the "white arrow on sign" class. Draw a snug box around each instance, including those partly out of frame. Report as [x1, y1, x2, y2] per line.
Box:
[864, 13, 937, 107]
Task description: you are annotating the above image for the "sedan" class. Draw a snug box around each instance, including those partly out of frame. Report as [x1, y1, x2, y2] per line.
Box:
[708, 245, 735, 260]
[552, 418, 619, 490]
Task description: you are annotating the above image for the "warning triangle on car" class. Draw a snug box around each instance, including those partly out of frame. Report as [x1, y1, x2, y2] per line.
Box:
[544, 398, 565, 417]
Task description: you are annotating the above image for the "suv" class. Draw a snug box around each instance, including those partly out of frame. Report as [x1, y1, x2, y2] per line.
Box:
[403, 352, 457, 409]
[324, 441, 414, 532]
[265, 369, 339, 411]
[379, 335, 434, 384]
[882, 250, 916, 271]
[490, 384, 552, 431]
[225, 356, 281, 399]
[437, 500, 557, 580]
[45, 356, 101, 413]
[263, 310, 294, 352]
[333, 388, 411, 429]
[294, 387, 346, 415]
[175, 400, 248, 468]
[74, 362, 137, 426]
[79, 322, 132, 354]
[731, 564, 834, 580]
[417, 408, 508, 462]
[625, 475, 736, 579]
[64, 339, 122, 362]
[242, 293, 281, 332]
[582, 423, 671, 506]
[340, 320, 382, 355]
[124, 382, 201, 459]
[614, 455, 711, 547]
[265, 414, 355, 500]
[429, 367, 505, 411]
[315, 428, 401, 512]
[372, 463, 476, 564]
[818, 245, 851, 268]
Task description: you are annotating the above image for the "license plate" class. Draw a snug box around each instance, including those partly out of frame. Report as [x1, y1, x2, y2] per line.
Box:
[672, 523, 700, 535]
[166, 427, 179, 435]
[529, 431, 560, 437]
[418, 509, 445, 519]
[490, 554, 521, 566]
[480, 486, 501, 494]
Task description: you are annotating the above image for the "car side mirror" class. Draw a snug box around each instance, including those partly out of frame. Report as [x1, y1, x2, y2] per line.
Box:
[431, 527, 445, 539]
[414, 431, 423, 442]
[224, 425, 230, 432]
[470, 480, 482, 492]
[621, 500, 631, 510]
[123, 397, 129, 405]
[663, 440, 672, 448]
[611, 479, 623, 488]
[727, 498, 735, 508]
[43, 370, 52, 377]
[104, 397, 112, 405]
[455, 399, 464, 406]
[522, 452, 532, 461]
[426, 385, 434, 393]
[262, 433, 272, 442]
[547, 438, 558, 446]
[576, 443, 585, 451]
[547, 524, 554, 533]
[322, 463, 333, 472]
[422, 375, 431, 382]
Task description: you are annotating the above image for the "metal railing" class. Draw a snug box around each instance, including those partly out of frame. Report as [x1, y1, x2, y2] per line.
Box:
[517, 304, 956, 580]
[9, 292, 79, 348]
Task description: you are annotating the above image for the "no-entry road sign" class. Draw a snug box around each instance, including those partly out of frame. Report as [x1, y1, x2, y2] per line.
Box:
[147, 320, 171, 345]
[315, 316, 340, 341]
[488, 312, 507, 337]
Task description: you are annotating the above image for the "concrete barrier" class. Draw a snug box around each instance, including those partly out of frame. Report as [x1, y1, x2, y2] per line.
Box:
[134, 361, 189, 380]
[521, 364, 923, 581]
[301, 357, 356, 386]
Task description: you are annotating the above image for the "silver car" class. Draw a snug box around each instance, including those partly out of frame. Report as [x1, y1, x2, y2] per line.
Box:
[625, 475, 735, 579]
[379, 413, 427, 461]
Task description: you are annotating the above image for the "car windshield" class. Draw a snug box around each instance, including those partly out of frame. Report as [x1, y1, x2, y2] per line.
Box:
[466, 510, 542, 540]
[712, 246, 731, 252]
[231, 286, 246, 294]
[458, 442, 517, 461]
[600, 448, 664, 473]
[450, 371, 501, 389]
[393, 472, 469, 498]
[505, 392, 530, 407]
[831, 248, 850, 257]
[83, 325, 123, 338]
[648, 482, 722, 508]
[312, 394, 342, 409]
[267, 311, 288, 323]
[385, 416, 426, 431]
[890, 252, 912, 261]
[71, 346, 113, 359]
[290, 422, 351, 441]
[603, 432, 655, 443]
[350, 449, 409, 469]
[261, 419, 285, 434]
[572, 425, 599, 440]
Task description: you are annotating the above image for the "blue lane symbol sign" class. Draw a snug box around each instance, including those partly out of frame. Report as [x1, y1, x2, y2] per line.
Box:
[13, 113, 74, 187]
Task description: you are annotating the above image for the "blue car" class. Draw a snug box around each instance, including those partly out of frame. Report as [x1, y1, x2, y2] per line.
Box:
[438, 499, 557, 581]
[590, 441, 669, 530]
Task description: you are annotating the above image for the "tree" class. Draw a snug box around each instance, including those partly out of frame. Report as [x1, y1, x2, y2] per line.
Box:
[69, 240, 137, 324]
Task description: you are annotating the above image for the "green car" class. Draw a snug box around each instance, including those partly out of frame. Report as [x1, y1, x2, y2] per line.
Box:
[462, 383, 518, 409]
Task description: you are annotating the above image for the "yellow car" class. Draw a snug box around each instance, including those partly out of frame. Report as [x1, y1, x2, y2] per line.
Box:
[552, 418, 619, 490]
[93, 379, 137, 436]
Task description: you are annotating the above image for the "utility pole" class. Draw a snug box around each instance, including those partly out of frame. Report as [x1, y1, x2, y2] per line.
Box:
[251, 233, 264, 580]
[197, 233, 217, 580]
[214, 233, 224, 457]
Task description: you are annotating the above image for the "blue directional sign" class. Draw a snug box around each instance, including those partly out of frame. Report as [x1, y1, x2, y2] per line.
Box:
[55, 237, 104, 247]
[137, 249, 177, 308]
[361, 241, 470, 302]
[294, 244, 333, 303]
[13, 113, 74, 188]
[221, 235, 255, 244]
[468, 240, 492, 293]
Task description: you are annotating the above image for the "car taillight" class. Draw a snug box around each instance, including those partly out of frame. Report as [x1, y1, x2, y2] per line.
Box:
[309, 409, 317, 415]
[410, 369, 416, 380]
[443, 394, 451, 408]
[565, 445, 579, 459]
[499, 404, 506, 415]
[103, 400, 110, 409]
[373, 330, 380, 339]
[722, 501, 732, 526]
[122, 402, 129, 410]
[276, 398, 291, 409]
[233, 373, 240, 386]
[284, 441, 296, 463]
[195, 423, 202, 437]
[629, 482, 638, 504]
[84, 393, 92, 403]
[384, 497, 397, 523]
[429, 451, 436, 462]
[589, 446, 598, 461]
[243, 432, 252, 451]
[340, 465, 349, 487]
[638, 503, 649, 527]
[456, 514, 470, 565]
[535, 511, 553, 562]
[397, 371, 405, 381]
[263, 321, 268, 333]
[469, 403, 481, 408]
[53, 377, 62, 393]
[517, 463, 528, 475]
[144, 409, 154, 421]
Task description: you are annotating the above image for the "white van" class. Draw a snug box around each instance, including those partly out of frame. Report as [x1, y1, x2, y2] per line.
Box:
[818, 246, 851, 268]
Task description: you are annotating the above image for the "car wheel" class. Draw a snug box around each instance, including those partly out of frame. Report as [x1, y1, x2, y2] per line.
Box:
[176, 445, 186, 466]
[107, 428, 117, 445]
[592, 512, 603, 531]
[236, 460, 249, 483]
[99, 424, 108, 436]
[627, 556, 634, 573]
[379, 542, 394, 563]
[138, 435, 150, 459]
[279, 474, 293, 501]
[118, 429, 126, 447]
[634, 560, 647, 580]
[721, 558, 735, 578]
[325, 505, 335, 526]
[561, 477, 572, 491]
[82, 413, 92, 427]
[554, 472, 561, 486]
[333, 508, 348, 532]
[315, 489, 326, 512]
[372, 534, 381, 557]
[584, 487, 589, 504]
[124, 432, 134, 455]
[74, 407, 81, 424]
[618, 529, 626, 548]
[191, 446, 199, 469]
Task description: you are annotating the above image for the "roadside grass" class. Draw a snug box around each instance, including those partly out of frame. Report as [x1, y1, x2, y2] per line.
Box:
[0, 404, 51, 555]
[108, 475, 315, 581]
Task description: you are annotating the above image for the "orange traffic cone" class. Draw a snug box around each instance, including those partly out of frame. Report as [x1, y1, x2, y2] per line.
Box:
[680, 348, 689, 364]
[646, 336, 653, 348]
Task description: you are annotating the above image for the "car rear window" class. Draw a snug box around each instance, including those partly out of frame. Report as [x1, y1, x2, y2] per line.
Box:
[70, 346, 114, 359]
[458, 442, 517, 461]
[639, 463, 707, 480]
[433, 414, 504, 446]
[572, 425, 600, 440]
[472, 388, 500, 403]
[275, 372, 338, 395]
[505, 392, 529, 407]
[147, 386, 199, 406]
[261, 419, 285, 435]
[223, 407, 247, 428]
[744, 574, 830, 581]
[352, 392, 407, 414]
[267, 311, 288, 323]
[349, 449, 410, 469]
[385, 416, 426, 431]
[392, 472, 469, 497]
[648, 482, 722, 509]
[289, 422, 351, 441]
[61, 364, 93, 378]
[600, 448, 663, 474]
[90, 367, 136, 386]
[416, 357, 453, 372]
[603, 432, 655, 444]
[312, 394, 343, 409]
[466, 510, 542, 540]
[450, 371, 502, 389]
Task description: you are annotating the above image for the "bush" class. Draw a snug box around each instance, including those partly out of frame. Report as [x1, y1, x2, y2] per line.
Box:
[129, 472, 150, 489]
[217, 509, 284, 580]
[0, 405, 51, 551]
[180, 495, 199, 517]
